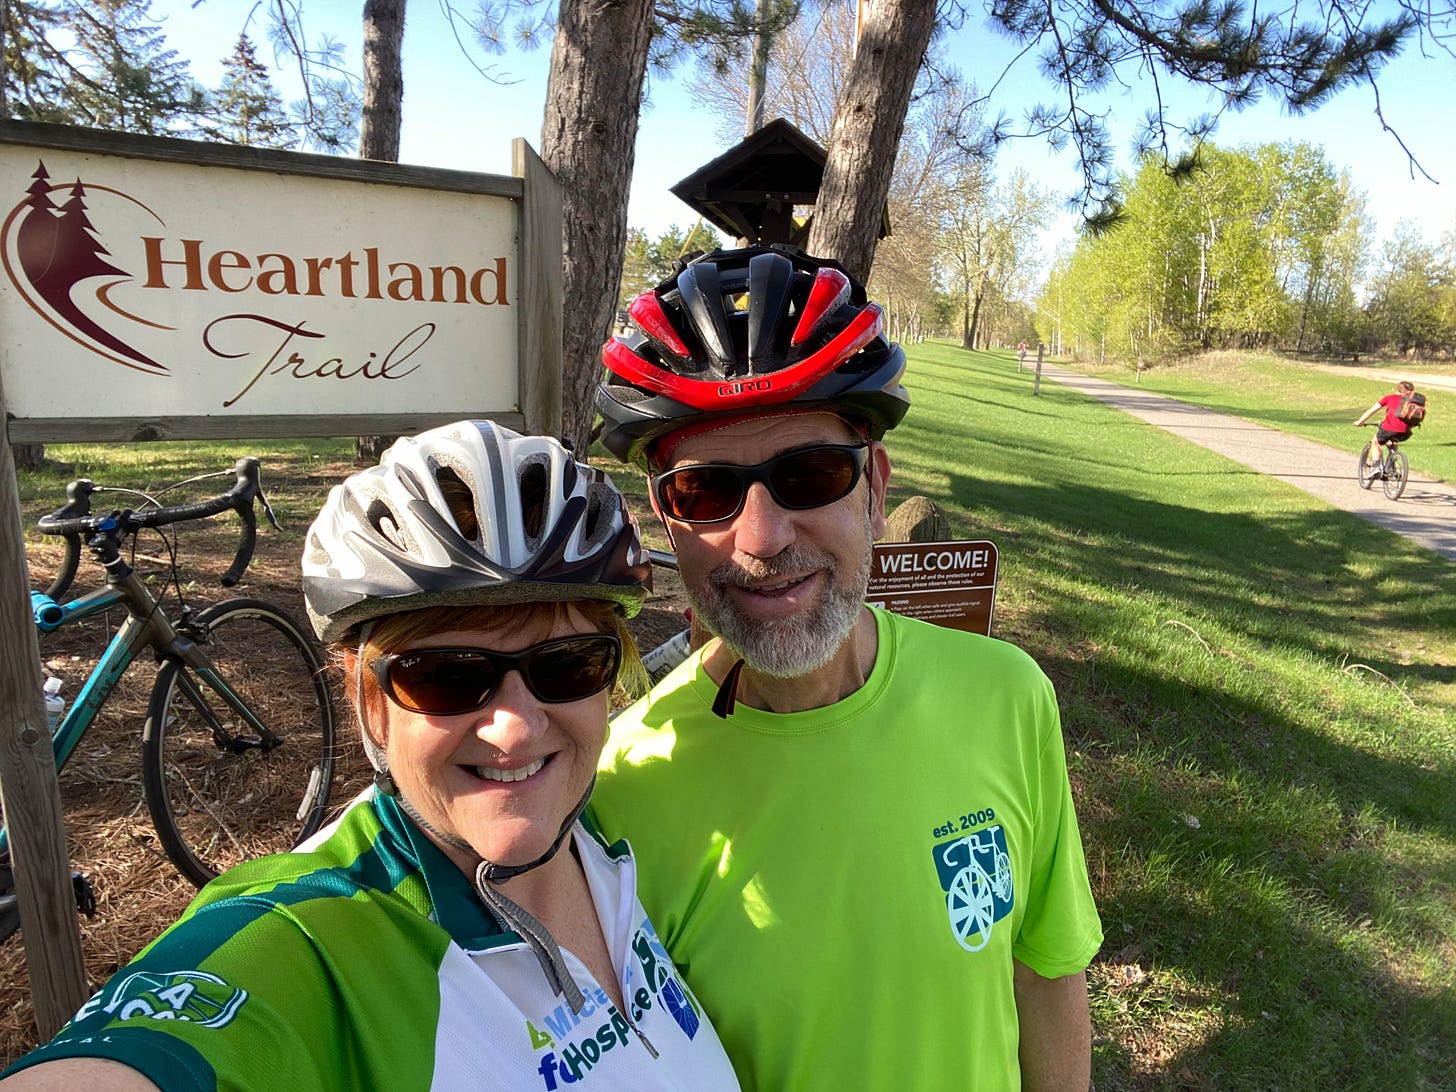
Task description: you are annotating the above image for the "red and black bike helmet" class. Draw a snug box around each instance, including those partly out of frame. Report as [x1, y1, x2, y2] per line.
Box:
[597, 245, 910, 467]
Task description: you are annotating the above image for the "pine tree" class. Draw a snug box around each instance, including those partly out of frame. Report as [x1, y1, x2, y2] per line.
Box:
[61, 0, 207, 136]
[203, 35, 298, 149]
[1, 0, 78, 124]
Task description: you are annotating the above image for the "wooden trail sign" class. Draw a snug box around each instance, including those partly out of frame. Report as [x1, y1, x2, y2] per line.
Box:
[0, 123, 561, 443]
[0, 123, 563, 1041]
[867, 539, 999, 636]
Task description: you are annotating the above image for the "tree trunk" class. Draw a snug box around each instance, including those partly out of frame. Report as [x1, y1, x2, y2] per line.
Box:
[967, 271, 991, 350]
[967, 290, 985, 350]
[542, 0, 653, 457]
[355, 0, 407, 464]
[10, 444, 44, 470]
[360, 0, 405, 161]
[960, 280, 972, 350]
[806, 0, 936, 282]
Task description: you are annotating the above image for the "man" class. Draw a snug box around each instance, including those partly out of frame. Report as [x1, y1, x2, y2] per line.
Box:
[592, 246, 1102, 1091]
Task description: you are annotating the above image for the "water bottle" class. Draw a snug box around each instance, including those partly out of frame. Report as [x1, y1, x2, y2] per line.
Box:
[43, 676, 64, 735]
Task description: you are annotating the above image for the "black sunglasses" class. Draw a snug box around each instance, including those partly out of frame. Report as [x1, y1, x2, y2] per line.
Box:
[652, 443, 870, 524]
[369, 634, 621, 715]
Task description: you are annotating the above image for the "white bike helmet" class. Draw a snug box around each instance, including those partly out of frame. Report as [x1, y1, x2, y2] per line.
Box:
[302, 420, 650, 644]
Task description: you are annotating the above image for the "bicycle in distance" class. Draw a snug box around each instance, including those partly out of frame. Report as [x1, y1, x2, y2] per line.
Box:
[1356, 428, 1410, 500]
[2, 458, 338, 940]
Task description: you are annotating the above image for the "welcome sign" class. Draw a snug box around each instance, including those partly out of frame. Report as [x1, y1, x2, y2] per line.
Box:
[867, 539, 999, 636]
[0, 122, 559, 442]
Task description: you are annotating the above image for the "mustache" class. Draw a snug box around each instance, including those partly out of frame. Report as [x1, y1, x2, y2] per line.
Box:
[706, 547, 838, 589]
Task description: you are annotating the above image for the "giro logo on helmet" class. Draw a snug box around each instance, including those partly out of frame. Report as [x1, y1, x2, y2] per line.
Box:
[717, 379, 773, 397]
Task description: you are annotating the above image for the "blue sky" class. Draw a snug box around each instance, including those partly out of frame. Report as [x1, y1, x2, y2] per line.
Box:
[162, 0, 1454, 261]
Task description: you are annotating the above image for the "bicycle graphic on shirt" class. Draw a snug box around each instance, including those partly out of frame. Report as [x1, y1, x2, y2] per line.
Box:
[933, 826, 1014, 952]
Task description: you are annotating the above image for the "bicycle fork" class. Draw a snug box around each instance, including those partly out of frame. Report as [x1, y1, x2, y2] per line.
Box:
[160, 625, 286, 756]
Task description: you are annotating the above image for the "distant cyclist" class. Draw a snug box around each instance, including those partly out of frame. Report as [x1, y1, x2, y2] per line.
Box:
[1353, 379, 1419, 449]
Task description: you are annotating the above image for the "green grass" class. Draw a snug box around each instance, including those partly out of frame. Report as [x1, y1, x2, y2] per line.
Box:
[14, 353, 1456, 1089]
[890, 344, 1454, 1090]
[15, 437, 355, 522]
[1065, 350, 1456, 485]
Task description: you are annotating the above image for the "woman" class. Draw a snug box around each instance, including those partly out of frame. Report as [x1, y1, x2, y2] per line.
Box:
[2, 421, 739, 1090]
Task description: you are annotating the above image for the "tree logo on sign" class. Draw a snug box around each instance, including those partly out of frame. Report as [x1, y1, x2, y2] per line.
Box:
[2, 160, 170, 375]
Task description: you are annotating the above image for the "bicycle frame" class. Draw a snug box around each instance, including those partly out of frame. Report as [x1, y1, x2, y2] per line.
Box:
[7, 559, 281, 860]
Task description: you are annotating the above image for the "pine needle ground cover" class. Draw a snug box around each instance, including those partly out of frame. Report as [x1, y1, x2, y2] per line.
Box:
[892, 344, 1453, 1090]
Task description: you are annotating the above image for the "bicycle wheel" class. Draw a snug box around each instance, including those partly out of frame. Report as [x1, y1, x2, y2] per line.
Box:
[143, 598, 336, 887]
[1356, 444, 1379, 489]
[1382, 449, 1408, 500]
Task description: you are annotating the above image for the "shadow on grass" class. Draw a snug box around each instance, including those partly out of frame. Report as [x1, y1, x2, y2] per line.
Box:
[944, 472, 1454, 812]
[1048, 643, 1456, 1090]
[892, 344, 1455, 1087]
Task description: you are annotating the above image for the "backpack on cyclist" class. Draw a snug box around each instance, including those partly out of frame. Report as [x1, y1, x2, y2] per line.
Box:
[1396, 391, 1427, 427]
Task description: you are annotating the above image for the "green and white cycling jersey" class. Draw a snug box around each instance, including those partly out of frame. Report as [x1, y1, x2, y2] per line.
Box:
[4, 792, 738, 1092]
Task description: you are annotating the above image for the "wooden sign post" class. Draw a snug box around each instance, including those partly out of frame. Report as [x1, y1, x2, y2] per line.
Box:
[0, 372, 88, 1036]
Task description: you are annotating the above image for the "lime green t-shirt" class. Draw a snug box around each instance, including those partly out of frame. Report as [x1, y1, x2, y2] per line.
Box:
[593, 608, 1103, 1091]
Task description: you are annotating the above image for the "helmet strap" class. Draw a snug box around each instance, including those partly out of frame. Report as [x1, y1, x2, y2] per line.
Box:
[471, 780, 596, 1015]
[711, 657, 746, 718]
[473, 866, 587, 1014]
[392, 788, 475, 854]
[354, 622, 391, 775]
[476, 780, 593, 883]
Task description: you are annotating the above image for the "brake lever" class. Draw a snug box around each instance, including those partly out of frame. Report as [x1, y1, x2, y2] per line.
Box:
[256, 484, 283, 531]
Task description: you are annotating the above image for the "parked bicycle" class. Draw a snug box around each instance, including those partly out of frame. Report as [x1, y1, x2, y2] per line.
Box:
[1357, 430, 1409, 500]
[636, 549, 693, 690]
[1, 458, 337, 938]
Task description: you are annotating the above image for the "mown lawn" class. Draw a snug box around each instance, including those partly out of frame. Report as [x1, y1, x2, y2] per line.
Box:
[891, 343, 1454, 1090]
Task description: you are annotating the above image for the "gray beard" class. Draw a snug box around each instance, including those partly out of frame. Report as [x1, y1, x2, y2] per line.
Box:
[689, 520, 873, 678]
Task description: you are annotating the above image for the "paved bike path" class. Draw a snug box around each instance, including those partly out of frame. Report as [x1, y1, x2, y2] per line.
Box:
[1037, 363, 1456, 562]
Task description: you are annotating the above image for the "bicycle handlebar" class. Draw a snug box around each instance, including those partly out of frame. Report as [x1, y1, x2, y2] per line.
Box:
[38, 478, 94, 599]
[646, 548, 678, 571]
[37, 457, 265, 595]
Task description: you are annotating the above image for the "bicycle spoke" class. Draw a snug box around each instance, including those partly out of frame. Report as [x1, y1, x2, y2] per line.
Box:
[144, 599, 336, 887]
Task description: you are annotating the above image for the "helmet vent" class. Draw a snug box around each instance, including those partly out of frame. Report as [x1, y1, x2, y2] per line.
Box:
[434, 466, 480, 542]
[302, 531, 329, 566]
[581, 483, 616, 550]
[365, 498, 407, 550]
[517, 457, 549, 541]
